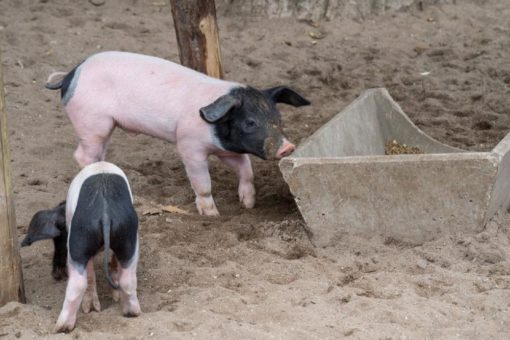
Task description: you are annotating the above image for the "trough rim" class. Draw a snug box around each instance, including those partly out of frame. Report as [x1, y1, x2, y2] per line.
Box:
[281, 152, 498, 166]
[291, 88, 467, 159]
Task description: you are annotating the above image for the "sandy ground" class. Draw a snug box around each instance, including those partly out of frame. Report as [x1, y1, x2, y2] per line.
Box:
[1, 0, 510, 338]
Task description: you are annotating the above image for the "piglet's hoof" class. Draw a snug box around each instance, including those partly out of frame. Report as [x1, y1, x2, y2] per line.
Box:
[112, 289, 120, 302]
[52, 266, 68, 281]
[122, 303, 141, 318]
[196, 197, 220, 216]
[54, 320, 75, 334]
[199, 207, 220, 217]
[81, 291, 101, 313]
[239, 183, 256, 209]
[123, 309, 141, 318]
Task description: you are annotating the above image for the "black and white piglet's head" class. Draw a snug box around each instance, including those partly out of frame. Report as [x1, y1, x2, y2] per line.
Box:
[22, 201, 68, 281]
[200, 86, 310, 160]
[21, 201, 66, 247]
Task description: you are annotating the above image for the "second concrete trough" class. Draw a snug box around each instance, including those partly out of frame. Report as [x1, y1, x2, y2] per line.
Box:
[280, 88, 510, 246]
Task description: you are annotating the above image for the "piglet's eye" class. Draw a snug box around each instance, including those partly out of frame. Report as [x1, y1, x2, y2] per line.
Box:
[242, 118, 258, 132]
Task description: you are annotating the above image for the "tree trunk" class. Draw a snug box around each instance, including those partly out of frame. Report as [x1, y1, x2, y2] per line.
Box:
[170, 0, 224, 79]
[0, 55, 25, 306]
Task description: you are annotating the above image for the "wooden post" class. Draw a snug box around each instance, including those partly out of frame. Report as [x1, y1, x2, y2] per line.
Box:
[170, 0, 224, 78]
[0, 55, 25, 305]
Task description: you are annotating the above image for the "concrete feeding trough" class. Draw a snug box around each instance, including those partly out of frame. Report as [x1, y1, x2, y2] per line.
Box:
[280, 88, 510, 246]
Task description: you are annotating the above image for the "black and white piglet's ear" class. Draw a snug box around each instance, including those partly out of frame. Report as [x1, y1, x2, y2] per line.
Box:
[263, 86, 311, 107]
[200, 95, 242, 124]
[21, 206, 64, 247]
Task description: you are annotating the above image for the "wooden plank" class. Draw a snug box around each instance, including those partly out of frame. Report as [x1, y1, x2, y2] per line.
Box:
[0, 56, 25, 305]
[170, 0, 224, 78]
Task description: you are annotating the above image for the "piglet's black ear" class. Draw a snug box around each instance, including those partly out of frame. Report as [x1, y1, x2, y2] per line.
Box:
[200, 95, 241, 124]
[263, 86, 311, 107]
[21, 210, 62, 247]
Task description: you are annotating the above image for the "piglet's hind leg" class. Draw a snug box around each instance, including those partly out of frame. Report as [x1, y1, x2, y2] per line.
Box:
[118, 261, 141, 317]
[81, 258, 101, 313]
[54, 264, 88, 333]
[69, 113, 115, 167]
[111, 255, 121, 302]
[74, 140, 106, 168]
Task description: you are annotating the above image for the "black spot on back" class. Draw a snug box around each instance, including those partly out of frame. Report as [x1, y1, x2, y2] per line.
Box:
[69, 173, 138, 269]
[61, 62, 82, 100]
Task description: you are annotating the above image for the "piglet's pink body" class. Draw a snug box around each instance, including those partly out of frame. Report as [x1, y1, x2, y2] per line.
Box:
[49, 51, 301, 216]
[66, 52, 238, 159]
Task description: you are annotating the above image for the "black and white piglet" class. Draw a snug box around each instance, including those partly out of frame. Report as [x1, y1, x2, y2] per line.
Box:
[50, 161, 141, 333]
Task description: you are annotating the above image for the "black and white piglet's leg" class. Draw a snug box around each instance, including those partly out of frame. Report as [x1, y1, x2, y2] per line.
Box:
[52, 231, 68, 281]
[81, 258, 101, 314]
[115, 240, 141, 317]
[54, 215, 103, 333]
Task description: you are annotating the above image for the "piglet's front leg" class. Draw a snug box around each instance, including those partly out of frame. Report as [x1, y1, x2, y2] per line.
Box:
[217, 154, 255, 209]
[52, 232, 68, 281]
[178, 146, 219, 216]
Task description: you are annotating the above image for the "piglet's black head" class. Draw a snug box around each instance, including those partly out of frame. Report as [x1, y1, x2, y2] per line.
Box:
[200, 86, 310, 160]
[21, 201, 66, 247]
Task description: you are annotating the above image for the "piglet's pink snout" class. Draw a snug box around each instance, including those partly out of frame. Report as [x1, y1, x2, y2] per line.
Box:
[276, 140, 296, 159]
